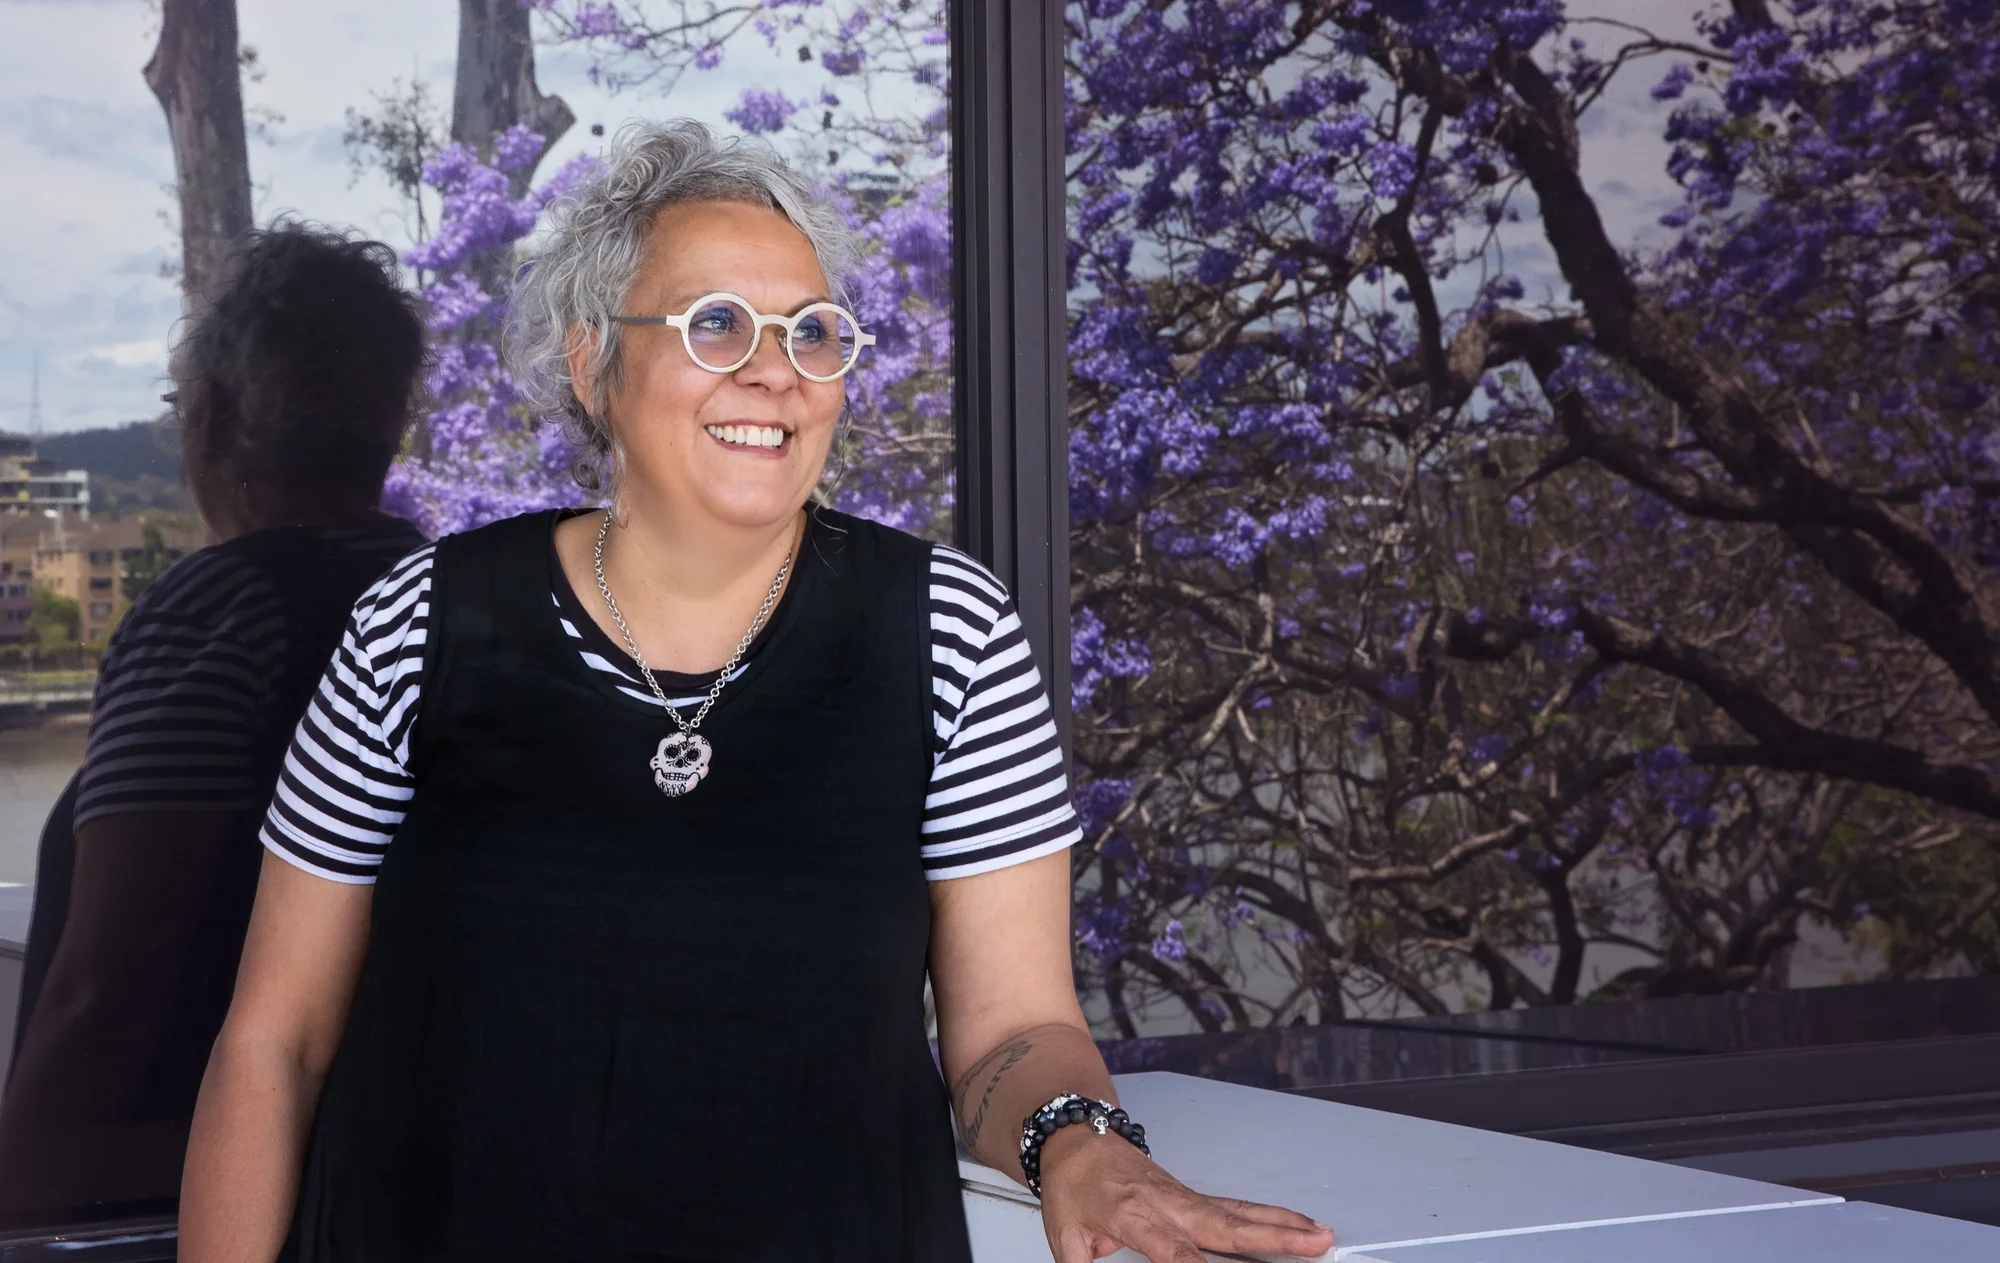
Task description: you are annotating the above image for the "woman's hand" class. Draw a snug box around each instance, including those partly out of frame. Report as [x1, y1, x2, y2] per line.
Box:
[926, 856, 1332, 1259]
[1037, 1127, 1337, 1263]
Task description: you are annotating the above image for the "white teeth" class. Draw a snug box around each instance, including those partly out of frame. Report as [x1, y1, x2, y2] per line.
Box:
[706, 424, 786, 449]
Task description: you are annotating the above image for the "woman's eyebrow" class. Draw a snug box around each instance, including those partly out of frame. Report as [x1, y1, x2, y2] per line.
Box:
[658, 290, 836, 312]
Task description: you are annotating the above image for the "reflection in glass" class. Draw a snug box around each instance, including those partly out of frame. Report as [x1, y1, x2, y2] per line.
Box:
[0, 225, 428, 1227]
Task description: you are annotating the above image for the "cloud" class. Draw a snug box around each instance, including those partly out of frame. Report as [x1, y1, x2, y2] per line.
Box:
[75, 339, 167, 371]
[7, 94, 166, 174]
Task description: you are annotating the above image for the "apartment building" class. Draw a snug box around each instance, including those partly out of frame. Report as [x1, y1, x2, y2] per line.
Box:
[0, 514, 42, 640]
[2, 510, 200, 645]
[0, 432, 89, 515]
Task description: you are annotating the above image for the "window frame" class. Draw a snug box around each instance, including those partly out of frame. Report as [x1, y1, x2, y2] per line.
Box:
[949, 0, 1072, 758]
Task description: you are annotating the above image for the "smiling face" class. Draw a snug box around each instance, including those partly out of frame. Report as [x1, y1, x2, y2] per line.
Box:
[579, 199, 846, 533]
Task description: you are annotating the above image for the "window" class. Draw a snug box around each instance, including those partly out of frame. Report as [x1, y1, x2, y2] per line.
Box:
[0, 0, 959, 1246]
[1062, 0, 1998, 1225]
[14, 0, 1991, 1254]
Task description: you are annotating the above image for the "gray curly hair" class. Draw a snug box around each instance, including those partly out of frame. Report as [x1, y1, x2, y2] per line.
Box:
[508, 119, 862, 492]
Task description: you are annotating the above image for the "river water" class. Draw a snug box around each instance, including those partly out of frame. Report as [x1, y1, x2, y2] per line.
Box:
[0, 719, 88, 885]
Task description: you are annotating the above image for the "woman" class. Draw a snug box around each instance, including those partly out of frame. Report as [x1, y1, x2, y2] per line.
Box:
[0, 224, 428, 1222]
[180, 122, 1337, 1263]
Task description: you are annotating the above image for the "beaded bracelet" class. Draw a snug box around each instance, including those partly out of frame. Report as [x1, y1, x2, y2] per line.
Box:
[1017, 1091, 1150, 1198]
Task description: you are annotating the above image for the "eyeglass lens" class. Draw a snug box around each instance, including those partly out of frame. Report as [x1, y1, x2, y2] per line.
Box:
[789, 305, 861, 377]
[684, 298, 860, 377]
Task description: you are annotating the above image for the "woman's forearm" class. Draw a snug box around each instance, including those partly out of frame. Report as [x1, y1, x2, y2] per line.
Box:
[1, 954, 181, 1132]
[947, 1020, 1118, 1181]
[178, 1030, 326, 1263]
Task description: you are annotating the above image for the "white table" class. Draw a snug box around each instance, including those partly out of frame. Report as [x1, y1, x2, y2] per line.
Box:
[958, 1072, 2000, 1262]
[1348, 1201, 1999, 1262]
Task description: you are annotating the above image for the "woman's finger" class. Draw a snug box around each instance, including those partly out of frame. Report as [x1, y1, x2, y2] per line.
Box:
[1126, 1224, 1210, 1263]
[1186, 1196, 1336, 1257]
[1203, 1194, 1330, 1233]
[1098, 1200, 1208, 1263]
[1046, 1223, 1100, 1263]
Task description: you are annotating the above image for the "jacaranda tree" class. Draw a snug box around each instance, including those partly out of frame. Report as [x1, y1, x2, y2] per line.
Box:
[1059, 0, 1998, 1031]
[384, 0, 2000, 1033]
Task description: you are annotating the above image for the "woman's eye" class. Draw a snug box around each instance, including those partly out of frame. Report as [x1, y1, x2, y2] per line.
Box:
[693, 306, 739, 333]
[794, 316, 829, 345]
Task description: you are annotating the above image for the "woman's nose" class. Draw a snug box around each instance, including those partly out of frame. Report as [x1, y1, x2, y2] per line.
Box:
[734, 325, 800, 387]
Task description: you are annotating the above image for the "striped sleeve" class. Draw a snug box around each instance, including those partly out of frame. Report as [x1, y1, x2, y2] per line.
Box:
[258, 545, 433, 883]
[72, 552, 285, 827]
[920, 545, 1081, 880]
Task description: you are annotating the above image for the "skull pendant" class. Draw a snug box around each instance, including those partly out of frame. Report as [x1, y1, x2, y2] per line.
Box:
[649, 731, 713, 797]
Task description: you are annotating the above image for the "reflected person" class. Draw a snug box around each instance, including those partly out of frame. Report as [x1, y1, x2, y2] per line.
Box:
[180, 122, 1337, 1263]
[0, 225, 428, 1223]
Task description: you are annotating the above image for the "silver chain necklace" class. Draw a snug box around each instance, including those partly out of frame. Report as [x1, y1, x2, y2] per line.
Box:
[592, 508, 793, 798]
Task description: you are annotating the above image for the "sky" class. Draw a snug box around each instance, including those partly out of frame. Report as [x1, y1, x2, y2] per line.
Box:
[0, 0, 1707, 436]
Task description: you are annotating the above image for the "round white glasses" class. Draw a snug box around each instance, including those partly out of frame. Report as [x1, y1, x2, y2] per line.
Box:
[611, 291, 876, 383]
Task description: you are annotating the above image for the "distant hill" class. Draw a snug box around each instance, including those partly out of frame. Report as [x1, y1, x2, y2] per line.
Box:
[27, 422, 190, 518]
[37, 421, 181, 482]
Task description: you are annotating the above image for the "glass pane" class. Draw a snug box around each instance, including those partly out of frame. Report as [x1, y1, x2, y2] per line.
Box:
[1065, 0, 2000, 1080]
[0, 0, 953, 1235]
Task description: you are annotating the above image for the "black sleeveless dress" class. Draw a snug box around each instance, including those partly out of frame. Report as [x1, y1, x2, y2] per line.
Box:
[288, 508, 974, 1263]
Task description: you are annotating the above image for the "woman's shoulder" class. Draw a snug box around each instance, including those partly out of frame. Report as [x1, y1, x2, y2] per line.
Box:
[431, 507, 565, 557]
[115, 540, 277, 640]
[807, 503, 927, 550]
[808, 506, 1010, 599]
[925, 545, 1015, 655]
[926, 541, 1008, 601]
[344, 540, 438, 646]
[90, 544, 286, 721]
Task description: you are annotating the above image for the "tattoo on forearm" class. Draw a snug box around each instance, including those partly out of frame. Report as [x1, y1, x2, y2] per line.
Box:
[953, 1037, 1034, 1150]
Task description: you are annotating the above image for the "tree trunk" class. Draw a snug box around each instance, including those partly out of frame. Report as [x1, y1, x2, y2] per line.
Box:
[427, 0, 576, 463]
[453, 0, 575, 196]
[143, 0, 252, 306]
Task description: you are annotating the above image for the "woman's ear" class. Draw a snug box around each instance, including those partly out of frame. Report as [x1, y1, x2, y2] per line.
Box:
[565, 323, 601, 416]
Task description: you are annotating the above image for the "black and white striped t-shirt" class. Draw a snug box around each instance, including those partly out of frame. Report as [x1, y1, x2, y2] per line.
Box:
[261, 534, 1080, 884]
[75, 520, 428, 829]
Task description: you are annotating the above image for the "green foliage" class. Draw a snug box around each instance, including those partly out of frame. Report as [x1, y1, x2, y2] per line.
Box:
[25, 587, 79, 650]
[122, 524, 179, 604]
[343, 77, 447, 247]
[90, 473, 192, 518]
[32, 420, 180, 482]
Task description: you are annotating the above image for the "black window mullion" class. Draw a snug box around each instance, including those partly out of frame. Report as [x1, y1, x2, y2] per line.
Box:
[949, 0, 1072, 758]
